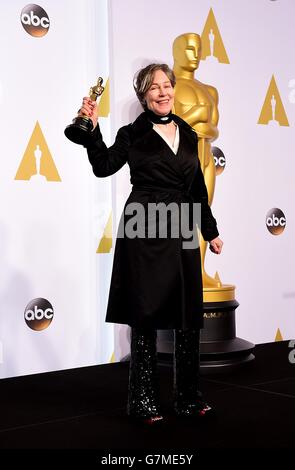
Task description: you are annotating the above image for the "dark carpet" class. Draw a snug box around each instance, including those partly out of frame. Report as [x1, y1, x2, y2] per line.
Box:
[0, 341, 294, 462]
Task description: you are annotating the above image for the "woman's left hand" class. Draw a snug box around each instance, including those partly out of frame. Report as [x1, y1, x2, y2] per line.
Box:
[209, 237, 223, 254]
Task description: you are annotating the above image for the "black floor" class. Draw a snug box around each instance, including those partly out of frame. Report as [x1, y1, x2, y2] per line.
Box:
[0, 341, 294, 460]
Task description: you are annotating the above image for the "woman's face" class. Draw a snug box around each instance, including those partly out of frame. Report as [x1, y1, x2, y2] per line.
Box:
[144, 70, 174, 115]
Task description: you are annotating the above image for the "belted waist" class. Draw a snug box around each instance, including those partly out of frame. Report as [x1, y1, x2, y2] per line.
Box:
[132, 185, 192, 198]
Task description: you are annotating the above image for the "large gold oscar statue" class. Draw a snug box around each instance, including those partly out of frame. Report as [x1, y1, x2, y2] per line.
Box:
[172, 33, 254, 370]
[173, 32, 234, 304]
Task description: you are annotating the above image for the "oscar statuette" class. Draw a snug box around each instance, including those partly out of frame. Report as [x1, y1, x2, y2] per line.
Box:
[64, 77, 105, 146]
[172, 33, 254, 371]
[157, 33, 254, 372]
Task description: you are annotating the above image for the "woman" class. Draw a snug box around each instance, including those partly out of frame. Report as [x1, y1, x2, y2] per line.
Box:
[79, 63, 223, 425]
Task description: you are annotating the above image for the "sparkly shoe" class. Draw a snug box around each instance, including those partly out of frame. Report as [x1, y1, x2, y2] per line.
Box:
[196, 400, 213, 417]
[142, 415, 164, 425]
[174, 399, 214, 418]
[130, 414, 164, 426]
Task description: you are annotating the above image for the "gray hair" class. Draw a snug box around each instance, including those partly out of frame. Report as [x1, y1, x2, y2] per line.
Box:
[133, 63, 176, 109]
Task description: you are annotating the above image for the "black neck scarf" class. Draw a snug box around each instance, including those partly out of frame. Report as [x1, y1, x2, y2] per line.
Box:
[145, 109, 173, 124]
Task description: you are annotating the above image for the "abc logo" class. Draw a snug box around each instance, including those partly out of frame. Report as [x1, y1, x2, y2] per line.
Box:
[20, 4, 50, 37]
[24, 298, 54, 331]
[266, 208, 286, 235]
[212, 147, 226, 175]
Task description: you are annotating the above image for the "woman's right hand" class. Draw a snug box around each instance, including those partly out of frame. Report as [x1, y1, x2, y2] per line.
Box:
[78, 97, 98, 129]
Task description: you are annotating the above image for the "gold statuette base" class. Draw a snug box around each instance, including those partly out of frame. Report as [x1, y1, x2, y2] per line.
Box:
[203, 283, 236, 303]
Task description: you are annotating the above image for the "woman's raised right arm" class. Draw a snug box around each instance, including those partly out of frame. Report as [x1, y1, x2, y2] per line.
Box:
[86, 124, 130, 177]
[79, 97, 130, 177]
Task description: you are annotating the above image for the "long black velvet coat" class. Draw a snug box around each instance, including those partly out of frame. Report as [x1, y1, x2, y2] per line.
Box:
[86, 112, 219, 330]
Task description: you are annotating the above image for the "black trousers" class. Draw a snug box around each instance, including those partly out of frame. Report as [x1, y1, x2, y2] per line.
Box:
[127, 328, 201, 417]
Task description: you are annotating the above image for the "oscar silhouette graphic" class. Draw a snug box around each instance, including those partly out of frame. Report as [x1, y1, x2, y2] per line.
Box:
[30, 144, 46, 181]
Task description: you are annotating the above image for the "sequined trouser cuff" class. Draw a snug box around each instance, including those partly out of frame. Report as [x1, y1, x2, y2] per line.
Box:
[173, 329, 202, 416]
[127, 327, 161, 418]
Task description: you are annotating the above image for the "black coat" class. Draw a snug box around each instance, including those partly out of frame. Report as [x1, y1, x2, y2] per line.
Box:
[87, 112, 219, 330]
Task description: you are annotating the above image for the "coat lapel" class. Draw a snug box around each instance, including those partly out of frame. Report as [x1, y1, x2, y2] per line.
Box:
[174, 123, 199, 190]
[129, 112, 199, 189]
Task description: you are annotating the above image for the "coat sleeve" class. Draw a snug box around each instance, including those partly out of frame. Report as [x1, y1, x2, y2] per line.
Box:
[85, 124, 130, 177]
[190, 159, 219, 242]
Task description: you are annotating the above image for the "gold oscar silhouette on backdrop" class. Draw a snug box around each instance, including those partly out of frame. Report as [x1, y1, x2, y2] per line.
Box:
[172, 33, 254, 370]
[173, 32, 234, 303]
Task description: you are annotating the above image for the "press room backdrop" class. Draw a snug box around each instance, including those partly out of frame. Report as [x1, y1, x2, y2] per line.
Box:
[0, 0, 113, 378]
[0, 0, 294, 378]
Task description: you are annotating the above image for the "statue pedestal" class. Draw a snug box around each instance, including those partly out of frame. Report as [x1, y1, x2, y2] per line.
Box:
[200, 299, 255, 373]
[157, 286, 255, 374]
[200, 285, 255, 373]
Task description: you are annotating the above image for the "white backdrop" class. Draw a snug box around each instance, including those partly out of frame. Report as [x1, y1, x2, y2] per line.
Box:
[0, 0, 294, 379]
[0, 0, 113, 378]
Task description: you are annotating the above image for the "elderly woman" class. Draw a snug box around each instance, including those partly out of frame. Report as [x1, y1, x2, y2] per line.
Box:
[79, 63, 223, 425]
